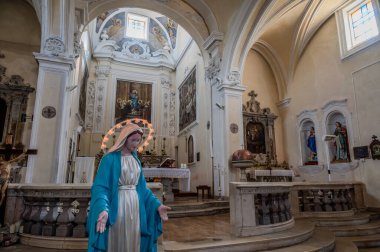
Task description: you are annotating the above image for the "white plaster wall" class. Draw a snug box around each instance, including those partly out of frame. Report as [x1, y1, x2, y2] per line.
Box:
[175, 42, 212, 191]
[242, 49, 285, 163]
[0, 0, 40, 147]
[172, 26, 192, 62]
[0, 41, 39, 147]
[285, 16, 380, 207]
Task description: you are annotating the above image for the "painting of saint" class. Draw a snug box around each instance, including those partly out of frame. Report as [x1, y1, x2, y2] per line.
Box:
[115, 80, 152, 124]
[246, 122, 265, 154]
[179, 67, 196, 132]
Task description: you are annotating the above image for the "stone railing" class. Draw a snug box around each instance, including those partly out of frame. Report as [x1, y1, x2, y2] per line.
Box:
[4, 183, 163, 249]
[230, 181, 366, 237]
[230, 182, 294, 237]
[290, 182, 365, 218]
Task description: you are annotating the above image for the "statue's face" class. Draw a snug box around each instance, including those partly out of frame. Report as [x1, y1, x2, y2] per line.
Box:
[124, 133, 142, 153]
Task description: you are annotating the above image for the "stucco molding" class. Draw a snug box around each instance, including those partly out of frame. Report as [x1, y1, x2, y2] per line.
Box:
[85, 81, 96, 131]
[205, 56, 221, 82]
[321, 99, 348, 112]
[202, 31, 224, 52]
[44, 35, 65, 56]
[95, 65, 111, 78]
[277, 98, 292, 109]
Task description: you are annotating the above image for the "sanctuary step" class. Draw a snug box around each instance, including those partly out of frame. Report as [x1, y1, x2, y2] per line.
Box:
[163, 219, 318, 252]
[259, 229, 335, 252]
[166, 197, 229, 218]
[316, 211, 380, 251]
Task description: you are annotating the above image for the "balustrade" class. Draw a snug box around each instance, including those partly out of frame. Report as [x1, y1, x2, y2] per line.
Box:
[291, 182, 364, 218]
[230, 182, 294, 237]
[4, 183, 162, 249]
[230, 181, 365, 237]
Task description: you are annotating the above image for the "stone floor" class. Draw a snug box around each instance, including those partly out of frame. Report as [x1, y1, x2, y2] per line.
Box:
[2, 208, 230, 251]
[2, 197, 380, 251]
[163, 213, 230, 242]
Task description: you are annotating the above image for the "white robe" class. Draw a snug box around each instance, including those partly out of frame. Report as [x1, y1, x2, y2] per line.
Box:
[108, 155, 141, 252]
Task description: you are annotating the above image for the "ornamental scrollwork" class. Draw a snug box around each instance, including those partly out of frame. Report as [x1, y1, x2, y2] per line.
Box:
[44, 35, 65, 56]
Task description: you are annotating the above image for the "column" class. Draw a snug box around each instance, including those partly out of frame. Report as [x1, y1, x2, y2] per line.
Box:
[204, 32, 246, 197]
[25, 0, 76, 183]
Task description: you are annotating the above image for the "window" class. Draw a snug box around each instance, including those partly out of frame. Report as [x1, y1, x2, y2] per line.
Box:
[126, 13, 148, 40]
[336, 0, 380, 59]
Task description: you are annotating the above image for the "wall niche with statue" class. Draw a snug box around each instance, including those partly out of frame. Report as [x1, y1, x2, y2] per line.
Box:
[243, 90, 277, 164]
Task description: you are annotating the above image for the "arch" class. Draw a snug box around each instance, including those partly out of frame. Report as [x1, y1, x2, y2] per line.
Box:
[223, 0, 303, 83]
[252, 40, 286, 100]
[86, 0, 215, 53]
[321, 99, 353, 164]
[299, 119, 318, 165]
[296, 109, 321, 167]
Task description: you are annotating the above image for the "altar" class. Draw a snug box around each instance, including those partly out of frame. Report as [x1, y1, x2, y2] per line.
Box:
[142, 167, 191, 192]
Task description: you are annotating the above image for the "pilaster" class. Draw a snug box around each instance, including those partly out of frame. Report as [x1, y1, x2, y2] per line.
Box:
[204, 32, 246, 196]
[26, 53, 75, 183]
[93, 64, 111, 133]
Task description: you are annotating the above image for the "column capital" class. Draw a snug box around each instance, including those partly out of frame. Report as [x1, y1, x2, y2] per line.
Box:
[160, 78, 171, 88]
[33, 52, 76, 70]
[95, 65, 111, 77]
[202, 32, 224, 53]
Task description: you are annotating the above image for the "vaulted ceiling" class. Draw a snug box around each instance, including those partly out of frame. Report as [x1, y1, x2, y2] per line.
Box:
[83, 0, 349, 98]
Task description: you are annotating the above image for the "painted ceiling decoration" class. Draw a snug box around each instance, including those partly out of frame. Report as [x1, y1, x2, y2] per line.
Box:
[96, 9, 177, 54]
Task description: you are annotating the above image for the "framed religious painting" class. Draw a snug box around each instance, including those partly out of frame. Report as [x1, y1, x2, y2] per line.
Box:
[179, 67, 197, 132]
[114, 80, 152, 124]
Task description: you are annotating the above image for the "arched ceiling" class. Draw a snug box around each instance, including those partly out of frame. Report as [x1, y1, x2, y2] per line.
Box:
[248, 0, 347, 99]
[85, 0, 214, 51]
[26, 0, 349, 98]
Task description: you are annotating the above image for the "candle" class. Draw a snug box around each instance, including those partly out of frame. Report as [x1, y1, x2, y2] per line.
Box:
[15, 221, 21, 233]
[9, 224, 15, 234]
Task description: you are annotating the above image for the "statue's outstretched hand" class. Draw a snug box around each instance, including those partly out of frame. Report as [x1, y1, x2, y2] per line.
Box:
[158, 205, 171, 221]
[96, 210, 108, 233]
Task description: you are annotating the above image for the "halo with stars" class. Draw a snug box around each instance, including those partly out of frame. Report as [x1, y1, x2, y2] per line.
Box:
[101, 118, 154, 153]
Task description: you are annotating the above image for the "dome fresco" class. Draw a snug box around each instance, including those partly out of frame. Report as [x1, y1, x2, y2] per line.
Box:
[97, 9, 177, 54]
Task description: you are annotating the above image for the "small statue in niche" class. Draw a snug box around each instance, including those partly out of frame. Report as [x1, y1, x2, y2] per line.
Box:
[333, 121, 350, 162]
[370, 135, 380, 160]
[306, 127, 318, 164]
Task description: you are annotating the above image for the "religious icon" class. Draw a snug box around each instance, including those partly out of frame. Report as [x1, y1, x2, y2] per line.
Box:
[115, 80, 152, 124]
[305, 127, 318, 165]
[333, 121, 350, 162]
[370, 135, 380, 160]
[246, 122, 265, 154]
